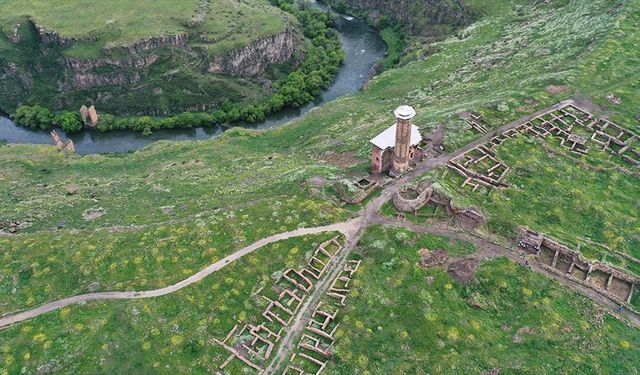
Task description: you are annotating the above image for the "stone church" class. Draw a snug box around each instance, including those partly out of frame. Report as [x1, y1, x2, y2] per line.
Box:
[370, 105, 422, 176]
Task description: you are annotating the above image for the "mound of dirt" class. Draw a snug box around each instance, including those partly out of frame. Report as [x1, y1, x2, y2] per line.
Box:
[448, 258, 479, 284]
[418, 249, 448, 268]
[545, 84, 568, 94]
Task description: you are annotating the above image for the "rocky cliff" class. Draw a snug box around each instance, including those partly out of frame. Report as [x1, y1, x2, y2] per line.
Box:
[327, 0, 470, 37]
[208, 27, 300, 76]
[0, 18, 304, 114]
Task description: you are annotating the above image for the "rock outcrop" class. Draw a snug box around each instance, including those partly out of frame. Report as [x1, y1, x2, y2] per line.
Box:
[208, 27, 300, 76]
[1, 14, 303, 113]
[327, 0, 470, 37]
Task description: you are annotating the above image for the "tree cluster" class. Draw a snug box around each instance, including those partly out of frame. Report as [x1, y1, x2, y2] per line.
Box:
[14, 105, 83, 133]
[93, 2, 343, 134]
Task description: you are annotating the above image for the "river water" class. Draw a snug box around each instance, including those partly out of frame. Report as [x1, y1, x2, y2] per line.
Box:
[0, 6, 385, 154]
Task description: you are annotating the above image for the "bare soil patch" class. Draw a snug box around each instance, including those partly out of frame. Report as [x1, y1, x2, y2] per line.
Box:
[82, 207, 105, 221]
[448, 257, 480, 285]
[321, 152, 360, 168]
[417, 249, 448, 268]
[545, 84, 568, 94]
[307, 176, 330, 186]
[516, 98, 541, 113]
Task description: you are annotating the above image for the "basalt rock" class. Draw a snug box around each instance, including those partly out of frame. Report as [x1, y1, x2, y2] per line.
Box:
[208, 27, 300, 76]
[326, 0, 470, 37]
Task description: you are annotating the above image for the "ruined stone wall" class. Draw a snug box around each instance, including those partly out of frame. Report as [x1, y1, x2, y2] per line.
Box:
[392, 183, 432, 212]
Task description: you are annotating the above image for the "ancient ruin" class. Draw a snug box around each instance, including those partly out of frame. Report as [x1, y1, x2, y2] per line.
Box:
[371, 105, 423, 176]
[392, 181, 485, 227]
[284, 259, 361, 375]
[448, 103, 639, 191]
[213, 236, 343, 374]
[461, 111, 489, 133]
[79, 104, 99, 127]
[50, 130, 75, 153]
[335, 177, 379, 204]
[517, 227, 638, 304]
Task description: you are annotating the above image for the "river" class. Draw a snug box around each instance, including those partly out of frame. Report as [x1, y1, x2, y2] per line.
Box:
[0, 5, 385, 154]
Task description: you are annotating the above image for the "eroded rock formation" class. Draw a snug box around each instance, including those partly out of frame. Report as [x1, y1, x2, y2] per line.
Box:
[208, 27, 300, 76]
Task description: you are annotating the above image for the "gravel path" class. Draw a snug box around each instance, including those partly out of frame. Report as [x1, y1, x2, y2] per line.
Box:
[0, 220, 360, 329]
[4, 97, 637, 345]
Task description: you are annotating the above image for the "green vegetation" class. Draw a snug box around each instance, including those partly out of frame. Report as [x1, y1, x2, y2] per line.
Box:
[55, 112, 83, 133]
[95, 1, 343, 132]
[431, 136, 640, 274]
[12, 105, 54, 130]
[0, 135, 353, 312]
[0, 0, 296, 115]
[326, 225, 640, 374]
[5, 2, 344, 133]
[0, 0, 287, 55]
[1, 0, 639, 372]
[0, 233, 337, 373]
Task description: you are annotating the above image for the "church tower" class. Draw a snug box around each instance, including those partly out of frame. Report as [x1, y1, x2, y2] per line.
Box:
[390, 105, 416, 176]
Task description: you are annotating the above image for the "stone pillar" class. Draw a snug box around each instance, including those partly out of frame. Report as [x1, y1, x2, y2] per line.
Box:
[390, 105, 416, 177]
[371, 145, 383, 174]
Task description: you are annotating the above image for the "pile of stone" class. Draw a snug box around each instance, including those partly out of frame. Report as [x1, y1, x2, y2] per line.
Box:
[418, 249, 448, 268]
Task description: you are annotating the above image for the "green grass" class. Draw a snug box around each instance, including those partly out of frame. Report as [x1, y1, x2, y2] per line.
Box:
[0, 0, 288, 53]
[0, 233, 338, 374]
[0, 0, 639, 371]
[432, 136, 639, 274]
[0, 134, 354, 312]
[325, 225, 640, 374]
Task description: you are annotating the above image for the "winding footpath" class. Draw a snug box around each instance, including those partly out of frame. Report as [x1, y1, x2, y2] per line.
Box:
[2, 98, 638, 354]
[0, 220, 360, 329]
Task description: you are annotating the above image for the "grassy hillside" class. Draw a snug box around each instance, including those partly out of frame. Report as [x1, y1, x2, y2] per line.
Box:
[0, 0, 289, 57]
[0, 0, 638, 372]
[327, 226, 640, 374]
[0, 233, 340, 373]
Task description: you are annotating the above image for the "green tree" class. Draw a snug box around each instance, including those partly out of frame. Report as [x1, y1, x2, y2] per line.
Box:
[14, 105, 54, 130]
[56, 112, 83, 133]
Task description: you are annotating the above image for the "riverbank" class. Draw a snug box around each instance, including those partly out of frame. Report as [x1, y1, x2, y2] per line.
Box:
[0, 10, 385, 154]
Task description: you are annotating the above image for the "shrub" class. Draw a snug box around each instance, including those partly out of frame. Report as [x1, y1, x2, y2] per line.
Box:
[14, 105, 55, 130]
[56, 112, 83, 133]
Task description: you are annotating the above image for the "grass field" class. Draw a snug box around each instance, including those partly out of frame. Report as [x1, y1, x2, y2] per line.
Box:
[418, 135, 640, 275]
[0, 0, 288, 54]
[325, 225, 640, 374]
[0, 0, 639, 372]
[0, 134, 354, 313]
[0, 233, 338, 373]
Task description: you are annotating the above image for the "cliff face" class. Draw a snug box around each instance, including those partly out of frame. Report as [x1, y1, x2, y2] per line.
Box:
[208, 27, 300, 76]
[328, 0, 470, 37]
[0, 19, 303, 114]
[55, 26, 299, 90]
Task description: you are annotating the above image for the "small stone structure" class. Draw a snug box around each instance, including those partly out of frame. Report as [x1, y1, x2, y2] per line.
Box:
[392, 181, 434, 212]
[79, 104, 99, 127]
[371, 105, 423, 176]
[461, 111, 488, 133]
[517, 227, 638, 304]
[448, 102, 640, 192]
[392, 181, 485, 227]
[335, 177, 379, 204]
[213, 237, 344, 374]
[285, 259, 361, 375]
[50, 130, 75, 153]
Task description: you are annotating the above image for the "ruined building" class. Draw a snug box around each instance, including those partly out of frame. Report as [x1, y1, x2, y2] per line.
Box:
[79, 105, 99, 127]
[370, 105, 422, 176]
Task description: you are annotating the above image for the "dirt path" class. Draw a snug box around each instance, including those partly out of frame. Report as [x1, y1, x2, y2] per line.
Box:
[3, 98, 638, 367]
[377, 217, 640, 328]
[0, 220, 360, 329]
